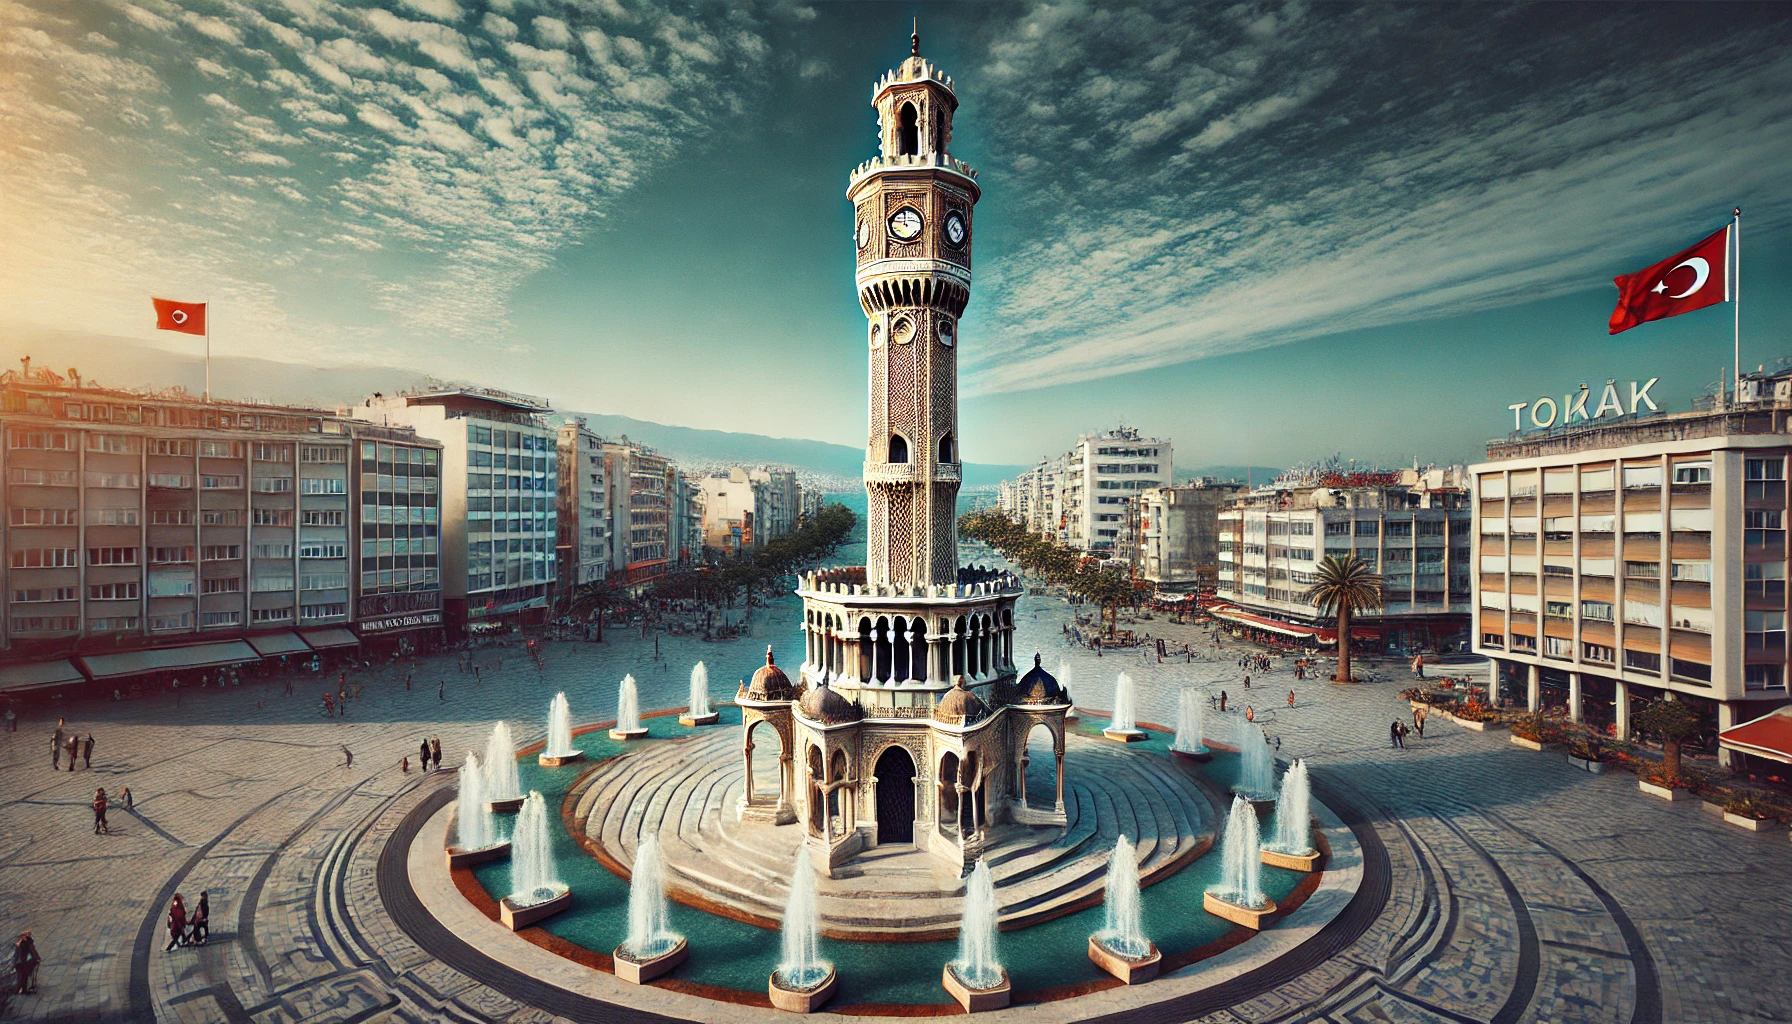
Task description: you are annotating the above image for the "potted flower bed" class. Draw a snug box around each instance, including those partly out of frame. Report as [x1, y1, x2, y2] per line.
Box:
[1565, 737, 1611, 774]
[1447, 700, 1503, 732]
[1637, 774, 1688, 802]
[1509, 716, 1546, 751]
[1721, 795, 1782, 832]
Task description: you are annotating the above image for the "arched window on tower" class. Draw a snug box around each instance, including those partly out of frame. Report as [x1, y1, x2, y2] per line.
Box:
[897, 102, 919, 157]
[888, 433, 910, 464]
[938, 432, 956, 465]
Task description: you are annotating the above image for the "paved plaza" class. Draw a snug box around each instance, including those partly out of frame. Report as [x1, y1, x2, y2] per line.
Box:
[3, 586, 1790, 1023]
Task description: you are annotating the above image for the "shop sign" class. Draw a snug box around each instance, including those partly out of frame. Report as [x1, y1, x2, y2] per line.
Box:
[358, 611, 443, 635]
[1507, 378, 1659, 432]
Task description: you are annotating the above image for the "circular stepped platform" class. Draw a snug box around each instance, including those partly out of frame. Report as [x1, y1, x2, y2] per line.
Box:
[571, 726, 1218, 938]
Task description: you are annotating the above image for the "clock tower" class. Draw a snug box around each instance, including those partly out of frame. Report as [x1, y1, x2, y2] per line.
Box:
[847, 26, 979, 589]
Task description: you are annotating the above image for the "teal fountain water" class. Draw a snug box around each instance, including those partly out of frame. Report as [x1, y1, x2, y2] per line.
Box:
[454, 754, 498, 850]
[1103, 672, 1146, 742]
[613, 833, 688, 983]
[1171, 688, 1210, 758]
[1204, 795, 1278, 929]
[769, 850, 838, 1012]
[500, 791, 571, 929]
[1232, 724, 1278, 801]
[540, 692, 584, 766]
[1087, 836, 1161, 983]
[943, 860, 1009, 1010]
[484, 722, 523, 812]
[1269, 760, 1315, 856]
[610, 674, 647, 740]
[680, 661, 719, 726]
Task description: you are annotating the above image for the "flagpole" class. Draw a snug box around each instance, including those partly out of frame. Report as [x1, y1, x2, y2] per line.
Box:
[204, 300, 211, 402]
[1727, 206, 1741, 407]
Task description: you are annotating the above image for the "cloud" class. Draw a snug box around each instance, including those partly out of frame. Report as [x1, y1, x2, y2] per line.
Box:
[963, 2, 1792, 395]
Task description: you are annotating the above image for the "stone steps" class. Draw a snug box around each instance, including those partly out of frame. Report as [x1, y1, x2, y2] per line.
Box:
[573, 726, 1215, 935]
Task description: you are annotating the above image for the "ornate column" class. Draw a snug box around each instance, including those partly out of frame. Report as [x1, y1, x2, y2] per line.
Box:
[1054, 742, 1065, 813]
[743, 734, 757, 807]
[1017, 753, 1029, 806]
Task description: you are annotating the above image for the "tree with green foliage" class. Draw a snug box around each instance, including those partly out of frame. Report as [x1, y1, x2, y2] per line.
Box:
[1299, 553, 1384, 683]
[1632, 698, 1702, 782]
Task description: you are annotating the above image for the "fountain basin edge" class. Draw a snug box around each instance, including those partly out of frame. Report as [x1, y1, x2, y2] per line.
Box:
[677, 711, 721, 727]
[500, 886, 572, 930]
[1086, 937, 1161, 984]
[1102, 727, 1148, 743]
[538, 750, 585, 767]
[613, 936, 688, 984]
[446, 842, 511, 870]
[1260, 847, 1320, 872]
[768, 966, 838, 1013]
[608, 727, 649, 741]
[488, 797, 525, 814]
[1203, 891, 1277, 930]
[943, 964, 1011, 1012]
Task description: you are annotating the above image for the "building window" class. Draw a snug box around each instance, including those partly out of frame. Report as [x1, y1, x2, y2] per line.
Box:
[10, 508, 77, 527]
[1745, 509, 1784, 547]
[1746, 457, 1785, 500]
[1670, 658, 1711, 683]
[253, 576, 294, 593]
[198, 441, 242, 459]
[201, 509, 242, 527]
[149, 510, 194, 526]
[10, 616, 79, 633]
[1671, 462, 1711, 485]
[1624, 649, 1661, 673]
[300, 602, 346, 621]
[150, 439, 193, 456]
[301, 446, 346, 463]
[1544, 600, 1573, 618]
[200, 474, 243, 490]
[7, 429, 75, 450]
[86, 433, 137, 454]
[150, 613, 192, 632]
[251, 606, 294, 623]
[201, 545, 241, 561]
[1543, 635, 1573, 658]
[301, 509, 345, 526]
[299, 542, 346, 559]
[1623, 560, 1660, 579]
[87, 616, 139, 633]
[253, 477, 294, 493]
[300, 477, 347, 495]
[1480, 632, 1504, 649]
[150, 546, 195, 564]
[1583, 642, 1615, 663]
[12, 586, 77, 603]
[200, 610, 242, 629]
[202, 577, 243, 594]
[252, 543, 293, 559]
[148, 473, 191, 489]
[253, 443, 292, 462]
[1746, 664, 1785, 691]
[87, 546, 138, 566]
[1746, 561, 1786, 600]
[252, 508, 293, 527]
[1746, 610, 1786, 650]
[1580, 600, 1614, 621]
[147, 572, 195, 597]
[301, 573, 346, 591]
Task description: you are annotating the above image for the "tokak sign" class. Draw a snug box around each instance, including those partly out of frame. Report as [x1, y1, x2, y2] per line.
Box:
[1507, 378, 1660, 432]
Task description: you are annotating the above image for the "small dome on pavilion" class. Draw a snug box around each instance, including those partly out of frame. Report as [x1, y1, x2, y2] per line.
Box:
[1015, 653, 1064, 705]
[933, 676, 989, 724]
[741, 646, 794, 702]
[797, 677, 862, 725]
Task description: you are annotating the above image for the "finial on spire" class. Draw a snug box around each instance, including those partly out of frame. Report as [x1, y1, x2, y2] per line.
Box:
[911, 18, 919, 57]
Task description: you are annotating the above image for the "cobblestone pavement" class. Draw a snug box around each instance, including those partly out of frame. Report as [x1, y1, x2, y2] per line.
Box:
[2, 585, 1789, 1023]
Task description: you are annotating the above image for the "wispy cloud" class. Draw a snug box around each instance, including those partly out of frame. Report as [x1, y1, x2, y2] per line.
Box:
[964, 1, 1792, 394]
[0, 0, 781, 364]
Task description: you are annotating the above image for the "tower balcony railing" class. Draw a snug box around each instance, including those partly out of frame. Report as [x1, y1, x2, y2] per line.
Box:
[863, 460, 960, 484]
[848, 152, 978, 189]
[798, 568, 1023, 602]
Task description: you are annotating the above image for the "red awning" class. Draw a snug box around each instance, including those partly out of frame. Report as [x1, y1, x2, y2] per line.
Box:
[1207, 605, 1382, 645]
[1719, 705, 1792, 765]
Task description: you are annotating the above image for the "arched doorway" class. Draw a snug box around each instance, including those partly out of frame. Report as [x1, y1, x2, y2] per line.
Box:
[938, 751, 960, 833]
[1024, 722, 1059, 810]
[874, 745, 915, 845]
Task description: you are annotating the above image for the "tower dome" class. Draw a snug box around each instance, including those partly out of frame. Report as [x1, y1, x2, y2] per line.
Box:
[742, 646, 794, 702]
[1015, 653, 1064, 705]
[798, 677, 863, 725]
[933, 676, 989, 724]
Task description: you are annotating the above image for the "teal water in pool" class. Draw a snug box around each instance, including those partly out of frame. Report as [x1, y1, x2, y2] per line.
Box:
[470, 707, 1309, 1007]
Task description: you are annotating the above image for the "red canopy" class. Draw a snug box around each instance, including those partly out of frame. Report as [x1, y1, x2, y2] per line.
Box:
[1207, 604, 1382, 645]
[1719, 705, 1792, 765]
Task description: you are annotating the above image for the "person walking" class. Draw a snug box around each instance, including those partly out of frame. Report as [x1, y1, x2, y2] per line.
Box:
[1219, 690, 1228, 712]
[1390, 720, 1405, 749]
[419, 738, 431, 772]
[66, 736, 78, 772]
[439, 679, 447, 702]
[1413, 705, 1427, 738]
[51, 732, 61, 771]
[4, 707, 15, 732]
[93, 788, 109, 834]
[165, 894, 187, 950]
[1288, 689, 1296, 709]
[430, 737, 442, 771]
[121, 786, 133, 811]
[13, 931, 40, 995]
[82, 735, 94, 769]
[1244, 674, 1251, 690]
[190, 892, 210, 946]
[340, 744, 353, 768]
[401, 756, 409, 774]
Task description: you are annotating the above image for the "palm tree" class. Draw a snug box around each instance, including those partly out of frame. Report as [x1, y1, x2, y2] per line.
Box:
[1300, 554, 1383, 683]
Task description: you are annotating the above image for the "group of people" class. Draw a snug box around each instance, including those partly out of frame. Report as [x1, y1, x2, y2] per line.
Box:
[49, 720, 95, 772]
[1391, 706, 1428, 748]
[164, 892, 210, 950]
[406, 736, 445, 773]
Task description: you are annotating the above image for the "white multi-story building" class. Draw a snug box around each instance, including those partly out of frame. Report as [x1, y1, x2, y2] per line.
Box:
[1215, 474, 1472, 651]
[1058, 427, 1171, 556]
[353, 386, 557, 634]
[1472, 388, 1792, 765]
[1139, 480, 1245, 590]
[555, 419, 609, 601]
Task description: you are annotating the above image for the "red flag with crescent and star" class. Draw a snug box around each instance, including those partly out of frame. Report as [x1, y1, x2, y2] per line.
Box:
[1608, 227, 1730, 335]
[151, 297, 206, 336]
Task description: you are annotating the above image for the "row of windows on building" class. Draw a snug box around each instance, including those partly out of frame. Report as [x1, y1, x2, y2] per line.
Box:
[11, 603, 350, 634]
[7, 431, 348, 462]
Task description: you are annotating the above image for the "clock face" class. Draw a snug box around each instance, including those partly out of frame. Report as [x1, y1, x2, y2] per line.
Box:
[855, 219, 869, 250]
[944, 211, 966, 246]
[937, 318, 955, 347]
[888, 207, 923, 242]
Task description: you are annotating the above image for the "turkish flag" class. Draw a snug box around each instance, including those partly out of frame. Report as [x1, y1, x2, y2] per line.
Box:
[1608, 227, 1729, 335]
[152, 297, 206, 336]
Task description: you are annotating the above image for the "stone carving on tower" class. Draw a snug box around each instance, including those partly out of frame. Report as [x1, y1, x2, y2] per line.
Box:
[776, 29, 1068, 878]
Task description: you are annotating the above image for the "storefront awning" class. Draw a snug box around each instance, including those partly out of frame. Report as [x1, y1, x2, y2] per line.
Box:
[79, 641, 260, 680]
[300, 627, 360, 650]
[0, 659, 86, 694]
[1208, 605, 1383, 645]
[1719, 706, 1792, 765]
[245, 632, 311, 657]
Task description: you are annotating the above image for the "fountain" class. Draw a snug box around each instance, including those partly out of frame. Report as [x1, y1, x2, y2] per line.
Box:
[1059, 660, 1078, 722]
[679, 661, 720, 727]
[1103, 671, 1146, 742]
[1170, 688, 1211, 760]
[1204, 795, 1278, 929]
[1262, 759, 1321, 871]
[485, 721, 524, 813]
[767, 850, 838, 1012]
[942, 859, 1010, 1011]
[446, 753, 511, 868]
[1231, 724, 1278, 803]
[613, 834, 689, 983]
[499, 791, 572, 929]
[609, 673, 649, 740]
[1087, 835, 1161, 983]
[539, 692, 584, 766]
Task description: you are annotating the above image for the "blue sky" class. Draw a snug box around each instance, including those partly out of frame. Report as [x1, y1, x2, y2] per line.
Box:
[3, 0, 1790, 469]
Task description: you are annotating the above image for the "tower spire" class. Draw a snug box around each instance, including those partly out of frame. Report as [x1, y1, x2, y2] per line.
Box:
[911, 18, 919, 57]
